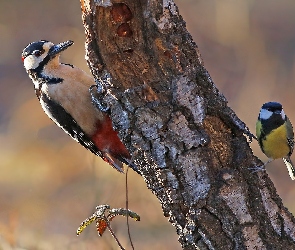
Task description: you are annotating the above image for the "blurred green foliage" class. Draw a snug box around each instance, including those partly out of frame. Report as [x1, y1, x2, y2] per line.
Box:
[1, 0, 295, 249]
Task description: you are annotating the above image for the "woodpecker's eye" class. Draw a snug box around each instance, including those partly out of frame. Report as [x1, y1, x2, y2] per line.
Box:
[33, 50, 42, 57]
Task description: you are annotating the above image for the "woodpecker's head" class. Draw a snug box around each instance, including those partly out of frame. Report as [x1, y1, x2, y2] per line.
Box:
[22, 40, 73, 72]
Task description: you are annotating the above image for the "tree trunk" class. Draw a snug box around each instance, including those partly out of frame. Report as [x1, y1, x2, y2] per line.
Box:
[80, 0, 295, 249]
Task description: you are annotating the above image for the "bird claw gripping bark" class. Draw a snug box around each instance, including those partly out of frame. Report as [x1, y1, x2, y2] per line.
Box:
[248, 165, 266, 173]
[90, 77, 113, 113]
[89, 83, 110, 112]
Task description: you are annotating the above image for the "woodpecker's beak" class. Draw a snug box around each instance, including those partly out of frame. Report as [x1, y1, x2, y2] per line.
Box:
[49, 40, 74, 58]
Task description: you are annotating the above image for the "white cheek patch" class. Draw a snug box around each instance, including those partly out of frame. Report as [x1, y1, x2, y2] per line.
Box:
[23, 42, 53, 71]
[281, 109, 286, 120]
[24, 54, 47, 70]
[24, 55, 41, 70]
[259, 109, 272, 120]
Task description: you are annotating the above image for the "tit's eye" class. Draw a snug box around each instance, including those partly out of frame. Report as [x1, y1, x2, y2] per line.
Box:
[33, 50, 42, 57]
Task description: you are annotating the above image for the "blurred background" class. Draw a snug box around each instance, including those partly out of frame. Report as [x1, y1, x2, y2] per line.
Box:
[1, 0, 295, 249]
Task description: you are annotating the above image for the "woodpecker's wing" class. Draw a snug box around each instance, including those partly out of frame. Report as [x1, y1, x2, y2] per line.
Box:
[41, 94, 104, 158]
[40, 94, 139, 174]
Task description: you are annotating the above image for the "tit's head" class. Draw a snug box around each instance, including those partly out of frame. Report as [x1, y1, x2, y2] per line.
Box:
[21, 40, 73, 71]
[259, 102, 285, 121]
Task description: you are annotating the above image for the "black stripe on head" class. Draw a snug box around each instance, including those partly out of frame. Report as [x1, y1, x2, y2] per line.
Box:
[22, 40, 49, 59]
[23, 40, 53, 79]
[23, 40, 63, 84]
[34, 51, 53, 75]
[260, 102, 285, 137]
[261, 102, 282, 113]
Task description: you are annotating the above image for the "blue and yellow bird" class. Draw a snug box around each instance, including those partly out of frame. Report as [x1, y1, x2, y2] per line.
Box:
[256, 102, 295, 180]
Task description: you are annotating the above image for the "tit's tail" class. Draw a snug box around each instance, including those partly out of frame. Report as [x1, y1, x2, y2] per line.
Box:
[283, 156, 295, 180]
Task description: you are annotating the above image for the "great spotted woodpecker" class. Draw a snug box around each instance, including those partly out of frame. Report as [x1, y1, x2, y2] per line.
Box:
[22, 40, 138, 174]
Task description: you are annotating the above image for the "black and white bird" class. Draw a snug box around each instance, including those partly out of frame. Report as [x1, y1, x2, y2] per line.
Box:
[255, 102, 295, 180]
[22, 40, 138, 173]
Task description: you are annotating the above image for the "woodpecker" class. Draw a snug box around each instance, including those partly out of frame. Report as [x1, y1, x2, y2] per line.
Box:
[22, 40, 139, 174]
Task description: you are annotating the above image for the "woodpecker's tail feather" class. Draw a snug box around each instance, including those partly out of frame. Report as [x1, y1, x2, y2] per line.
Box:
[104, 153, 141, 175]
[283, 157, 295, 180]
[104, 153, 124, 173]
[121, 157, 141, 175]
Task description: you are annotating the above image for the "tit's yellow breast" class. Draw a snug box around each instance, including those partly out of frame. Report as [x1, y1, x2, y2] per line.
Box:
[260, 123, 290, 159]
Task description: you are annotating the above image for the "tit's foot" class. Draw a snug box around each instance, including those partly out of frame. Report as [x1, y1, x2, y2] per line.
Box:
[248, 165, 266, 174]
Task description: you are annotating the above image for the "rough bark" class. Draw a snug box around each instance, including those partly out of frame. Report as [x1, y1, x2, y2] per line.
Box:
[80, 0, 295, 249]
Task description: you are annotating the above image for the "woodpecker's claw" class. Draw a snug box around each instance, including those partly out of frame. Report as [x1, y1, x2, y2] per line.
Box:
[89, 84, 110, 112]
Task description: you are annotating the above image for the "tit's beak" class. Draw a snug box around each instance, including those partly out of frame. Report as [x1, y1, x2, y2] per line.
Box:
[49, 40, 74, 57]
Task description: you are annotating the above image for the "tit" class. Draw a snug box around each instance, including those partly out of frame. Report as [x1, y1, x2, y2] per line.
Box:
[22, 40, 139, 174]
[256, 101, 295, 180]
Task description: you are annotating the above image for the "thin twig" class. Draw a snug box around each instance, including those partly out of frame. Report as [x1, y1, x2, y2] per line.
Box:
[106, 222, 125, 250]
[126, 166, 135, 250]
